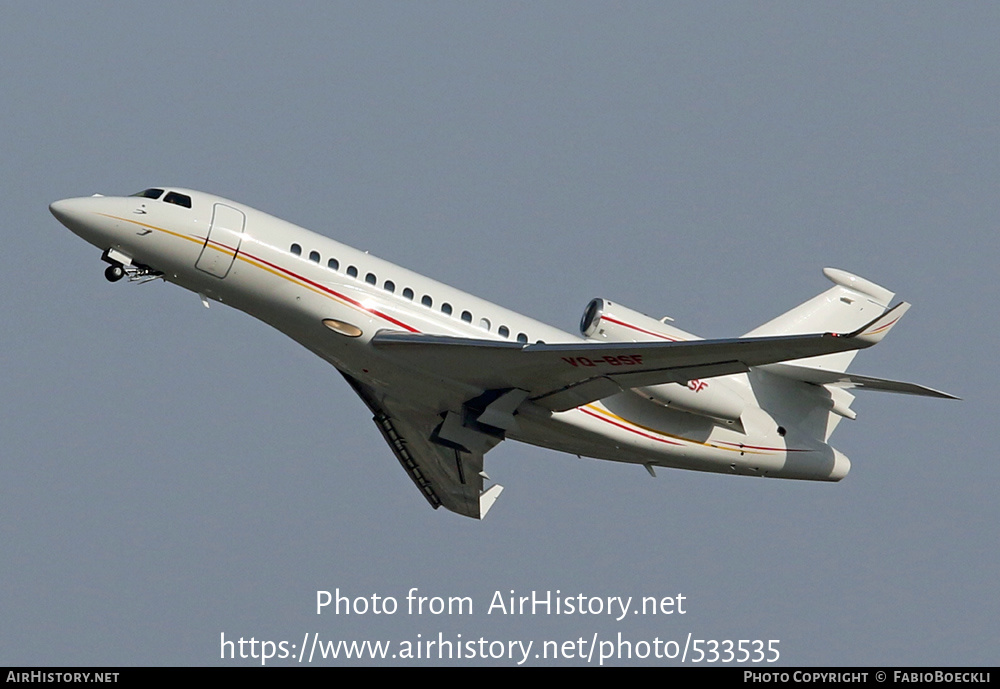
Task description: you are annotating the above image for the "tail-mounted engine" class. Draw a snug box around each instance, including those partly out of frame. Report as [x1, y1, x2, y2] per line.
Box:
[580, 298, 695, 343]
[580, 298, 746, 424]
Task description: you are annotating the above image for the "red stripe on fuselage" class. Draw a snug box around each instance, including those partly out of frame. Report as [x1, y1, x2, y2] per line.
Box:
[201, 235, 421, 333]
[579, 407, 683, 447]
[601, 315, 682, 342]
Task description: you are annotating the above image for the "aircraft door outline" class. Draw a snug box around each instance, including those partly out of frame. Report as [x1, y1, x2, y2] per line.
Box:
[195, 203, 246, 279]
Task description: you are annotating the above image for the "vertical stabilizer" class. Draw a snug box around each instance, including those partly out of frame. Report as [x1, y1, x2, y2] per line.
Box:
[742, 268, 894, 373]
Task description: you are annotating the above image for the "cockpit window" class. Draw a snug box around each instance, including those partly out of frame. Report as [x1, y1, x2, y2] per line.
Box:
[163, 191, 192, 208]
[131, 188, 164, 200]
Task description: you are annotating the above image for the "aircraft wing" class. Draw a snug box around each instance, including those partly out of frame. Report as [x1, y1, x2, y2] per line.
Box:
[351, 305, 911, 517]
[341, 374, 503, 519]
[371, 303, 910, 412]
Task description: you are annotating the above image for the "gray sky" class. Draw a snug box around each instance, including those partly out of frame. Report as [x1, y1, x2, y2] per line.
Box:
[2, 2, 997, 666]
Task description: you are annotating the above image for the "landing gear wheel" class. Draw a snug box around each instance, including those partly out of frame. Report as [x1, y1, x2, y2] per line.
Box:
[104, 264, 125, 282]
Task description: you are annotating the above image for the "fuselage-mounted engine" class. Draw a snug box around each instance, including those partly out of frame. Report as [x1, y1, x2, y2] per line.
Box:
[580, 298, 747, 425]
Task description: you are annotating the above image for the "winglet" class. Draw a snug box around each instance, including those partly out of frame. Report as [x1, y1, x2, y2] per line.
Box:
[479, 484, 504, 519]
[844, 302, 910, 346]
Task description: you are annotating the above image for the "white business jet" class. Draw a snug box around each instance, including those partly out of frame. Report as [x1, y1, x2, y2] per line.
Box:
[51, 188, 955, 519]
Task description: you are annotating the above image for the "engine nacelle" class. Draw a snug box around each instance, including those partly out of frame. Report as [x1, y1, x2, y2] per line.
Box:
[580, 298, 697, 343]
[580, 298, 746, 424]
[634, 380, 746, 424]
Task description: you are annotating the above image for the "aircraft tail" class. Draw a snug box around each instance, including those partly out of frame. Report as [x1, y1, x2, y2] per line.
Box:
[744, 269, 893, 442]
[742, 268, 895, 374]
[741, 269, 955, 443]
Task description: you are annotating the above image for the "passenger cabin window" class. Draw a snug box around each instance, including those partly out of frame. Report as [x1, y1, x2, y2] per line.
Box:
[517, 333, 528, 344]
[366, 273, 377, 285]
[384, 280, 395, 293]
[461, 311, 472, 323]
[290, 243, 302, 256]
[402, 288, 414, 300]
[441, 303, 452, 316]
[421, 295, 432, 308]
[327, 258, 339, 271]
[163, 191, 192, 208]
[498, 325, 510, 338]
[480, 318, 491, 331]
[347, 266, 358, 278]
[131, 188, 164, 200]
[309, 251, 321, 263]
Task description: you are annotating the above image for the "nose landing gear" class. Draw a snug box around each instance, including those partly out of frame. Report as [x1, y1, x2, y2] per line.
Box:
[104, 264, 125, 282]
[101, 247, 162, 284]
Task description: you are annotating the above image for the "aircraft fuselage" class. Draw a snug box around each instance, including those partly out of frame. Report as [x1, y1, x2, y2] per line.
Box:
[52, 187, 855, 516]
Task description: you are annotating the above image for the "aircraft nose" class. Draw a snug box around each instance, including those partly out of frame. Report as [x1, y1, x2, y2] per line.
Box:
[50, 195, 116, 248]
[49, 197, 88, 229]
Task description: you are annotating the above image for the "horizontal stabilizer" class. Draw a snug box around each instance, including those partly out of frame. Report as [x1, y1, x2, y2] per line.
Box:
[760, 363, 958, 399]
